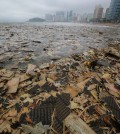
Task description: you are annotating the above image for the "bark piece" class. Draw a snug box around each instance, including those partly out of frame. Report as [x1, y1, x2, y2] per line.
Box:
[65, 113, 96, 134]
[65, 85, 78, 98]
[26, 64, 37, 75]
[20, 73, 30, 83]
[21, 122, 48, 134]
[7, 77, 20, 94]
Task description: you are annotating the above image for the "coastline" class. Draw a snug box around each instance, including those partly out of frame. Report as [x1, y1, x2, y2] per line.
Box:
[0, 23, 120, 70]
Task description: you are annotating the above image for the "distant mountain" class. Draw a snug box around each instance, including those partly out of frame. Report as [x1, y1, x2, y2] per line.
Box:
[28, 18, 46, 22]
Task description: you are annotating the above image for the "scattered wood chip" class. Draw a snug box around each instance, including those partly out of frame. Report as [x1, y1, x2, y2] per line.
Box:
[0, 120, 11, 133]
[65, 113, 96, 134]
[7, 77, 20, 94]
[26, 64, 37, 75]
[20, 73, 30, 83]
[65, 85, 78, 98]
[7, 108, 17, 117]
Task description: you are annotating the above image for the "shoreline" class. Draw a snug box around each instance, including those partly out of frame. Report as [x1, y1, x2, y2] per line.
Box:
[0, 23, 120, 71]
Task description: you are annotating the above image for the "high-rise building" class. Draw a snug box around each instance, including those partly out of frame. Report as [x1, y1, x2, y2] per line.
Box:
[87, 14, 94, 22]
[93, 5, 103, 19]
[45, 14, 53, 22]
[72, 15, 78, 22]
[107, 0, 120, 21]
[67, 11, 69, 21]
[77, 13, 91, 22]
[67, 10, 73, 22]
[69, 10, 73, 18]
[55, 11, 65, 22]
[105, 8, 109, 19]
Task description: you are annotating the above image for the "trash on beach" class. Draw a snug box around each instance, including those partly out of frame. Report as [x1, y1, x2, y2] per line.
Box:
[0, 41, 120, 134]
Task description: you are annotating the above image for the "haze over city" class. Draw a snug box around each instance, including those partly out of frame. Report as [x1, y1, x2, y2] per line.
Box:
[0, 0, 111, 22]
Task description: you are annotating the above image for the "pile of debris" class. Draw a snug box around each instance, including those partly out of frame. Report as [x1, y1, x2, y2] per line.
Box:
[0, 42, 120, 134]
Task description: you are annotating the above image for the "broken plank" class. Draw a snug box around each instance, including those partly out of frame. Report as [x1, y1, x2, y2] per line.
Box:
[65, 113, 96, 134]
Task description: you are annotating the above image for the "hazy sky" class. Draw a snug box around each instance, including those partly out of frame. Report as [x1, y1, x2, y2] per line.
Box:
[0, 0, 111, 22]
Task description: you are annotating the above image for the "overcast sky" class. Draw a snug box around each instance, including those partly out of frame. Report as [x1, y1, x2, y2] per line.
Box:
[0, 0, 111, 22]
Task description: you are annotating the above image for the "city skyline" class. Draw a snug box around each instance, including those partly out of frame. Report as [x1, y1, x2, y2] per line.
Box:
[45, 0, 120, 23]
[45, 11, 94, 23]
[45, 6, 108, 23]
[0, 0, 110, 22]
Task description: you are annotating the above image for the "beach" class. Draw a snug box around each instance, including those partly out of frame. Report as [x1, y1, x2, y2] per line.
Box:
[0, 22, 120, 134]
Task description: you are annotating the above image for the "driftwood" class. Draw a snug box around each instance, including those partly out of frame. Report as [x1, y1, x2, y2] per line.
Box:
[65, 113, 96, 134]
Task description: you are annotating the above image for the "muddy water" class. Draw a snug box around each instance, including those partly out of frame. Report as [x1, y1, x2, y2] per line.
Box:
[0, 22, 120, 69]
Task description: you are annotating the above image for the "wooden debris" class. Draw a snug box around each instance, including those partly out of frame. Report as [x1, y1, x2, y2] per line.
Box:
[6, 77, 20, 93]
[65, 113, 96, 134]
